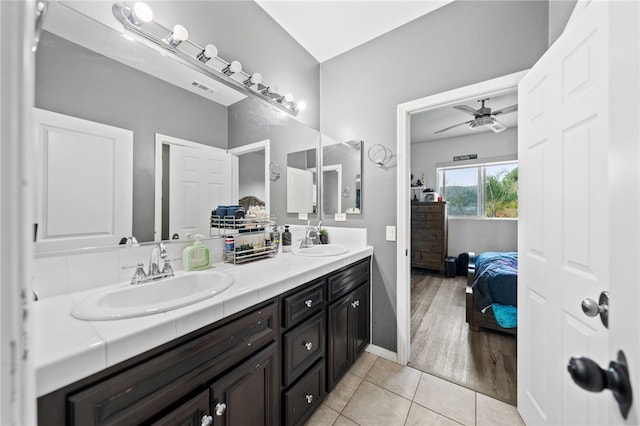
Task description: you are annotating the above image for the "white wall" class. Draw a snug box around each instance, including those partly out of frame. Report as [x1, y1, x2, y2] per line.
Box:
[410, 127, 518, 190]
[448, 219, 517, 257]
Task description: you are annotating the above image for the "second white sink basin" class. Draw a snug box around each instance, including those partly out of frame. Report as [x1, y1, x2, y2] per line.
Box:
[71, 270, 234, 321]
[292, 244, 349, 257]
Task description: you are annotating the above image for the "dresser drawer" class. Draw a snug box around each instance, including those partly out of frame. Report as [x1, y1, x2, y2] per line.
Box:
[328, 258, 370, 301]
[283, 312, 325, 387]
[283, 360, 325, 426]
[282, 278, 326, 329]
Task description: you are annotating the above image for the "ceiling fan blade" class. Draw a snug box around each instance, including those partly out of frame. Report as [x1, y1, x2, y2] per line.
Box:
[453, 105, 480, 116]
[435, 120, 473, 134]
[490, 119, 507, 133]
[491, 104, 518, 116]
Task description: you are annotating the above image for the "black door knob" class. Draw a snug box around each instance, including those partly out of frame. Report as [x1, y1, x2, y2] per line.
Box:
[567, 351, 633, 419]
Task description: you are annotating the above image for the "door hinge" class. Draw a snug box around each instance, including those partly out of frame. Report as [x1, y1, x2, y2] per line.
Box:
[405, 249, 408, 256]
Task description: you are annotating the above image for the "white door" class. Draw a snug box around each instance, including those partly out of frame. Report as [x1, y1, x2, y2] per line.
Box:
[518, 1, 639, 424]
[169, 144, 232, 239]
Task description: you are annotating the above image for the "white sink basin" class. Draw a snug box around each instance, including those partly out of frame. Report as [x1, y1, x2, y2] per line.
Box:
[292, 244, 349, 257]
[71, 270, 234, 320]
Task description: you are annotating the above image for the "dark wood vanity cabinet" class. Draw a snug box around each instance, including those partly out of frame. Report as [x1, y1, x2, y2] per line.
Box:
[37, 256, 371, 426]
[327, 264, 370, 390]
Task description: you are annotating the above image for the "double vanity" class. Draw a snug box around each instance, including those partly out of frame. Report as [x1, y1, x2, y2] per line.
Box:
[35, 237, 372, 425]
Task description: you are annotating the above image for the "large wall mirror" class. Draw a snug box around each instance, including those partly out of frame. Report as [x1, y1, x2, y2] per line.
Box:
[322, 139, 363, 215]
[35, 2, 320, 254]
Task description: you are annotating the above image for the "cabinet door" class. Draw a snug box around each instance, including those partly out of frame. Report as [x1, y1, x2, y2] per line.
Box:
[352, 284, 370, 357]
[150, 390, 211, 426]
[327, 293, 353, 390]
[211, 342, 279, 426]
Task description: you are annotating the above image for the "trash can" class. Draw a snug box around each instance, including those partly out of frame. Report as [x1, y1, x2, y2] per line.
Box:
[445, 257, 457, 278]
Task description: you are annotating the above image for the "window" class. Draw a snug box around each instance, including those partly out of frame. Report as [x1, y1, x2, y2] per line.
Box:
[437, 161, 518, 218]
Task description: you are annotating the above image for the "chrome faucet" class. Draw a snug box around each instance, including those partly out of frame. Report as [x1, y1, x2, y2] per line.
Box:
[130, 242, 174, 285]
[300, 220, 321, 248]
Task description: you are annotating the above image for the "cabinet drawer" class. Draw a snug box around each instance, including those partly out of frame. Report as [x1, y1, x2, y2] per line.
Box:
[283, 360, 325, 426]
[283, 312, 325, 387]
[67, 302, 277, 425]
[328, 258, 370, 301]
[282, 278, 326, 329]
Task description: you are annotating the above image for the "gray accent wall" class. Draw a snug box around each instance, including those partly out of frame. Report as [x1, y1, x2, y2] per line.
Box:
[320, 1, 549, 351]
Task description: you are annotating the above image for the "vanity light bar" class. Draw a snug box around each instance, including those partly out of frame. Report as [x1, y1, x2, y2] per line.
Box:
[112, 2, 300, 115]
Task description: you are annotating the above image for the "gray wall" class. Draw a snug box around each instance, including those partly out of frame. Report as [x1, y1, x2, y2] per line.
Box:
[238, 150, 266, 202]
[549, 0, 577, 46]
[35, 32, 228, 242]
[320, 1, 549, 351]
[147, 1, 320, 130]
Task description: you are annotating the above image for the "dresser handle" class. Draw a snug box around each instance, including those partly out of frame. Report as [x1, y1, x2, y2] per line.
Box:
[305, 394, 314, 404]
[215, 402, 226, 416]
[351, 300, 360, 308]
[201, 415, 213, 426]
[304, 341, 313, 351]
[304, 299, 313, 308]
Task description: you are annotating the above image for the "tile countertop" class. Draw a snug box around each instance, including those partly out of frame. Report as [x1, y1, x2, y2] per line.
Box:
[34, 245, 374, 397]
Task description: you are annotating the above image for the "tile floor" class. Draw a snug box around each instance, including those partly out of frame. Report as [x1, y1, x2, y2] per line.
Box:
[305, 352, 525, 426]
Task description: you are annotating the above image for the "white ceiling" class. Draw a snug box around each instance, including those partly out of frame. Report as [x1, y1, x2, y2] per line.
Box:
[255, 0, 454, 63]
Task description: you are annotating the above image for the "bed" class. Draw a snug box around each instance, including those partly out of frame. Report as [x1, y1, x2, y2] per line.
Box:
[465, 251, 518, 335]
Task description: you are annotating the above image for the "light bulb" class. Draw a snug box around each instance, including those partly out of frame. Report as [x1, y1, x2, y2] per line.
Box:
[171, 25, 188, 42]
[283, 93, 293, 102]
[244, 73, 262, 86]
[223, 60, 242, 75]
[132, 2, 153, 23]
[297, 101, 307, 110]
[197, 44, 218, 62]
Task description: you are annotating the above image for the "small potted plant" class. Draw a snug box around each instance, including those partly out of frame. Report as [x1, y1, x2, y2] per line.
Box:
[319, 228, 329, 244]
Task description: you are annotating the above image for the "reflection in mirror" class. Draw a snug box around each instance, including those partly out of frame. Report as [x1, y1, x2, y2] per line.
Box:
[286, 149, 317, 214]
[34, 2, 320, 254]
[322, 139, 363, 215]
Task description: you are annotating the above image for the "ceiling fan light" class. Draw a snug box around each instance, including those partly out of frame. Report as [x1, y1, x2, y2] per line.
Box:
[469, 116, 494, 131]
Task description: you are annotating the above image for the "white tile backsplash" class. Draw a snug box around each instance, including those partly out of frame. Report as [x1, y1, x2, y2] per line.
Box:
[32, 256, 68, 298]
[67, 250, 120, 293]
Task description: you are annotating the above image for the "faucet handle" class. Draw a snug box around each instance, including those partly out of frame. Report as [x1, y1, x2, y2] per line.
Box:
[162, 260, 174, 277]
[131, 263, 147, 285]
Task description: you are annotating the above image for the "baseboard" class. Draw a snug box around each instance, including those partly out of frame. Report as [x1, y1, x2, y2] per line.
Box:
[365, 344, 398, 363]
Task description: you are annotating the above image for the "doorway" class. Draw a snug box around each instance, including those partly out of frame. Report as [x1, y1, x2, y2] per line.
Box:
[396, 71, 526, 402]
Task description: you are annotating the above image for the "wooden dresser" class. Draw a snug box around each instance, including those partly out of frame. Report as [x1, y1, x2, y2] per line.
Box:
[411, 201, 448, 273]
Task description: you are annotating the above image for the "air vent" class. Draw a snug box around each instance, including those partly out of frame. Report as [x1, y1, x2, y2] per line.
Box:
[191, 80, 218, 94]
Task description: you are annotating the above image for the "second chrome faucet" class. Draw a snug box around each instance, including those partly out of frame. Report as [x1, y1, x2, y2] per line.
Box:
[131, 243, 175, 285]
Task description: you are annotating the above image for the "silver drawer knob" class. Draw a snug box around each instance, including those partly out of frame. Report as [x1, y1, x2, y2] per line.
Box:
[215, 402, 227, 416]
[305, 394, 314, 404]
[304, 341, 313, 351]
[304, 299, 313, 308]
[351, 300, 360, 308]
[201, 415, 213, 426]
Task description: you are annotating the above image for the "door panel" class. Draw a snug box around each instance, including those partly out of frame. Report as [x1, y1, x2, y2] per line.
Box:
[518, 2, 610, 424]
[169, 143, 231, 239]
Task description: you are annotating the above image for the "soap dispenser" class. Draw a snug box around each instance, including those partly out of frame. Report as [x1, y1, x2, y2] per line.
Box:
[282, 225, 292, 253]
[182, 234, 211, 271]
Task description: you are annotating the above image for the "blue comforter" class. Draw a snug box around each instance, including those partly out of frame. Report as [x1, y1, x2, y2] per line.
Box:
[472, 252, 518, 312]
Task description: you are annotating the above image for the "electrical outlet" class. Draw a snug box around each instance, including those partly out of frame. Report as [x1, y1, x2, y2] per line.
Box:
[386, 226, 396, 241]
[335, 213, 347, 222]
[298, 212, 308, 220]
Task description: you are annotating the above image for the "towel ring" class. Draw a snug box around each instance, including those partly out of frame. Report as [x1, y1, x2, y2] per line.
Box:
[368, 144, 392, 167]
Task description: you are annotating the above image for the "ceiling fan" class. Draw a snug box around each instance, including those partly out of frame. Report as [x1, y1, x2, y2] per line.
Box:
[435, 98, 518, 134]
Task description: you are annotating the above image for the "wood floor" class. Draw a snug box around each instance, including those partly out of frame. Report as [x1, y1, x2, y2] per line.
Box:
[409, 268, 517, 405]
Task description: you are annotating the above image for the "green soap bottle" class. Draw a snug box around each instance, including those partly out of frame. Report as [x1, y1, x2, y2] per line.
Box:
[183, 235, 211, 271]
